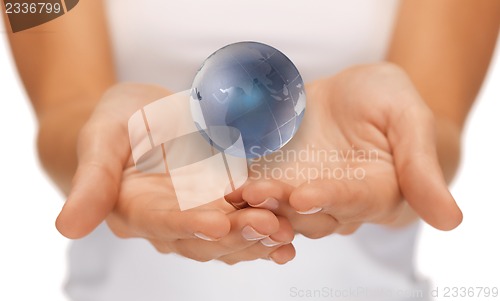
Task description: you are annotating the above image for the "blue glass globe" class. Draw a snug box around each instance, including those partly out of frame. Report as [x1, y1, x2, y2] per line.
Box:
[190, 41, 306, 158]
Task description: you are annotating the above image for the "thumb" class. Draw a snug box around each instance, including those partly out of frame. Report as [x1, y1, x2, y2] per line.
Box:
[56, 122, 127, 239]
[388, 101, 463, 231]
[55, 84, 171, 239]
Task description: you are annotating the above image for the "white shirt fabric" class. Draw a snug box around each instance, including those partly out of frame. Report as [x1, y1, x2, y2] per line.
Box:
[65, 1, 431, 300]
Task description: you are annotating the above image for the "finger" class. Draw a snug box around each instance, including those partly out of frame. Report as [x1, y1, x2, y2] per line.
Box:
[217, 207, 281, 250]
[260, 215, 294, 246]
[56, 84, 170, 239]
[242, 179, 294, 212]
[140, 204, 232, 241]
[388, 101, 463, 230]
[170, 208, 282, 262]
[56, 122, 127, 239]
[268, 243, 296, 265]
[219, 243, 295, 265]
[224, 184, 250, 209]
[293, 214, 340, 239]
[218, 216, 295, 265]
[289, 179, 381, 223]
[243, 180, 342, 238]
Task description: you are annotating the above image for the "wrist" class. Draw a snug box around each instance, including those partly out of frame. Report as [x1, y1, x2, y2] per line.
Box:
[37, 101, 96, 194]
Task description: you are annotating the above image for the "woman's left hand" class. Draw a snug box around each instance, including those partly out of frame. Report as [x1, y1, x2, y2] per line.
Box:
[227, 63, 463, 238]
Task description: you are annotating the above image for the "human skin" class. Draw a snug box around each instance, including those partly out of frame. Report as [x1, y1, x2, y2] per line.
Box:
[4, 0, 500, 262]
[230, 64, 463, 238]
[3, 0, 295, 264]
[234, 0, 500, 236]
[65, 82, 296, 264]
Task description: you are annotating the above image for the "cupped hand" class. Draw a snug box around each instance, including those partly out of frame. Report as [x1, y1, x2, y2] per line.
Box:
[55, 83, 295, 264]
[229, 63, 463, 238]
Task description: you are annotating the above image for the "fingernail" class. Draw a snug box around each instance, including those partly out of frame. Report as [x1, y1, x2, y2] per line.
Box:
[268, 253, 278, 264]
[254, 197, 279, 210]
[230, 201, 247, 209]
[194, 232, 218, 242]
[260, 237, 281, 247]
[241, 225, 268, 241]
[297, 207, 322, 215]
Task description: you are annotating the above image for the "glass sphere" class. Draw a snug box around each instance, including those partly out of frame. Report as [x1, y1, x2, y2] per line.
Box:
[190, 41, 306, 158]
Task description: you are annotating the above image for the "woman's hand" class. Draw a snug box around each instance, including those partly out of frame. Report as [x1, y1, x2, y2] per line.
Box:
[55, 83, 295, 264]
[229, 63, 463, 238]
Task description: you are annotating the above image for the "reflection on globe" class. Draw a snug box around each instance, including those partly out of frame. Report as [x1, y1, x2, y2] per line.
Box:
[190, 41, 306, 159]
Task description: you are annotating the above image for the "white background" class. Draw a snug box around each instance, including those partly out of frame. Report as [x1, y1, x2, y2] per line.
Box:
[1, 24, 499, 301]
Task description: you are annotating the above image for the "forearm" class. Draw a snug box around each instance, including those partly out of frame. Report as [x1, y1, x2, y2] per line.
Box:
[388, 0, 500, 129]
[388, 0, 499, 177]
[4, 0, 115, 194]
[384, 0, 499, 228]
[37, 100, 99, 195]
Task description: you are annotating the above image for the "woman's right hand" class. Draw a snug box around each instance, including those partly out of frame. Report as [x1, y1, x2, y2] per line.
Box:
[55, 83, 295, 265]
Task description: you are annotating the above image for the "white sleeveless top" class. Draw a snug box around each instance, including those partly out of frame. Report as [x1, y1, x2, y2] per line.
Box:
[65, 1, 431, 300]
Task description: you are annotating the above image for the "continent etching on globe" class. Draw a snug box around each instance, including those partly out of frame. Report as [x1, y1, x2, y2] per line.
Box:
[190, 41, 306, 158]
